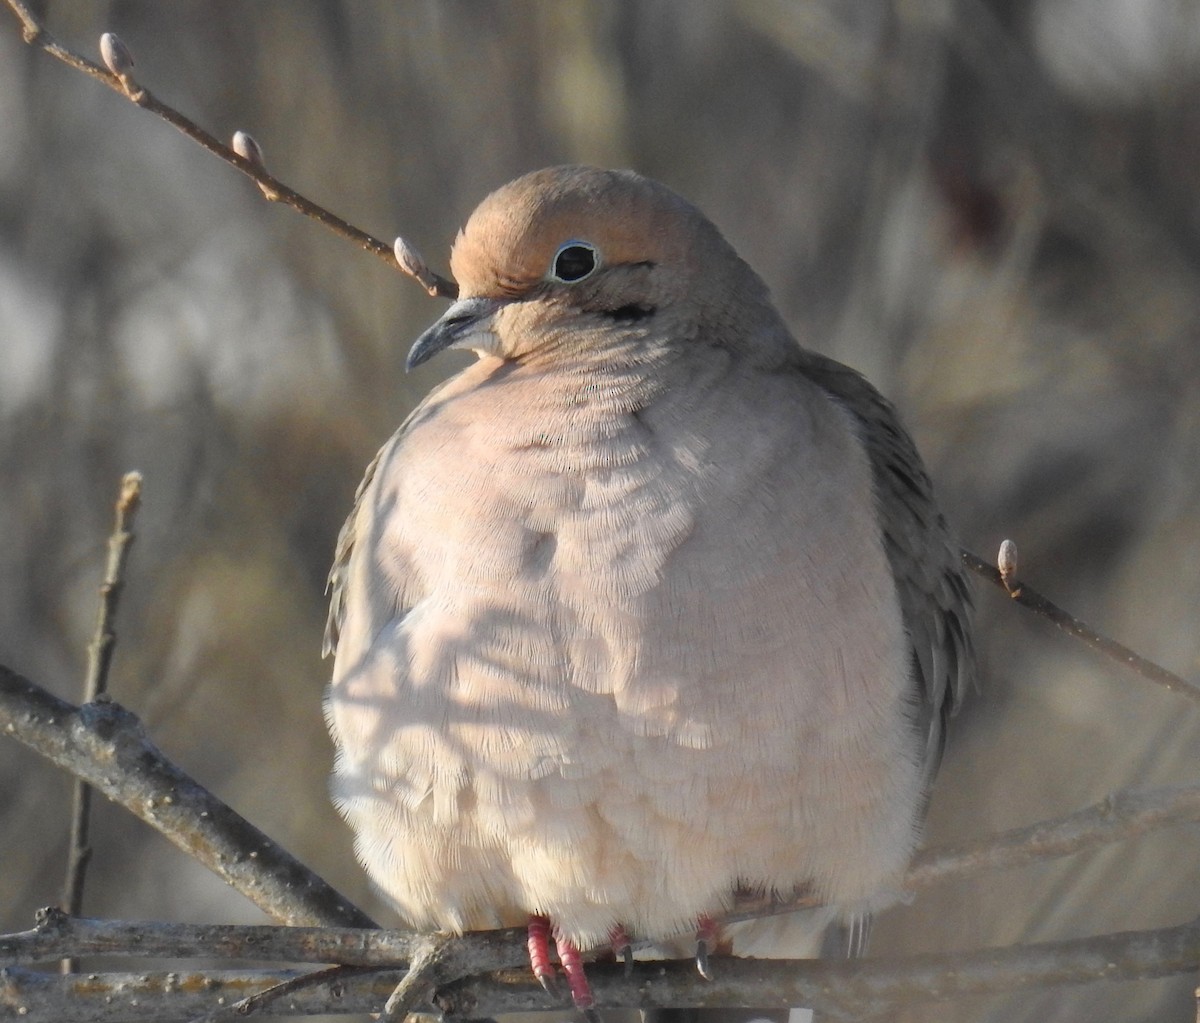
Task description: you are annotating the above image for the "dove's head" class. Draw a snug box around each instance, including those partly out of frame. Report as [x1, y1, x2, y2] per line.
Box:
[406, 166, 785, 370]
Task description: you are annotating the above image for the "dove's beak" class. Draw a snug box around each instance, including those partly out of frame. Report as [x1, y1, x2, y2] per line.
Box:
[406, 297, 505, 370]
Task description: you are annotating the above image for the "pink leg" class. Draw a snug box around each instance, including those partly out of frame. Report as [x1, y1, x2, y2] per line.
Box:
[526, 914, 559, 996]
[553, 929, 595, 1011]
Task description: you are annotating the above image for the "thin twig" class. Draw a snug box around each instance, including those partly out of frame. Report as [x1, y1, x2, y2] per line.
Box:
[62, 473, 143, 975]
[961, 548, 1200, 703]
[381, 934, 456, 1018]
[904, 783, 1200, 890]
[185, 965, 380, 1023]
[724, 782, 1200, 925]
[2, 0, 458, 299]
[81, 472, 142, 703]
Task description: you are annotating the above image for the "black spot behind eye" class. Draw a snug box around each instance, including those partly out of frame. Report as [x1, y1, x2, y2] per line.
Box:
[551, 242, 598, 282]
[605, 304, 656, 324]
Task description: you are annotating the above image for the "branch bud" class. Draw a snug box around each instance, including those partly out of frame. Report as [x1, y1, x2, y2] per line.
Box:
[232, 131, 279, 200]
[118, 471, 143, 518]
[998, 538, 1019, 595]
[393, 236, 431, 281]
[232, 131, 266, 169]
[99, 32, 135, 78]
[392, 239, 458, 299]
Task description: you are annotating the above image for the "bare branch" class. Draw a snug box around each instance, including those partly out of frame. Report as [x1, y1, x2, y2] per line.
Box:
[381, 934, 457, 1018]
[4, 776, 1200, 1018]
[961, 548, 1200, 703]
[0, 666, 374, 929]
[4, 780, 1199, 1016]
[0, 965, 340, 1023]
[717, 782, 1200, 926]
[0, 910, 422, 969]
[62, 473, 144, 962]
[2, 0, 458, 299]
[187, 965, 381, 1023]
[904, 783, 1200, 891]
[4, 920, 1200, 1023]
[82, 472, 142, 703]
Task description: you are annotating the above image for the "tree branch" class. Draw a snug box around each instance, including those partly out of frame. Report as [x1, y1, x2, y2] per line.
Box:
[904, 782, 1200, 890]
[1, 0, 457, 299]
[81, 472, 142, 705]
[187, 965, 382, 1023]
[4, 781, 1200, 1019]
[701, 782, 1200, 926]
[3, 919, 1199, 1023]
[961, 547, 1200, 703]
[63, 472, 143, 972]
[0, 665, 373, 930]
[0, 910, 421, 969]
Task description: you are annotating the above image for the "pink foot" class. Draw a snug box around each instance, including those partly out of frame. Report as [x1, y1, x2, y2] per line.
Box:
[553, 929, 595, 1011]
[525, 914, 597, 1012]
[526, 914, 559, 997]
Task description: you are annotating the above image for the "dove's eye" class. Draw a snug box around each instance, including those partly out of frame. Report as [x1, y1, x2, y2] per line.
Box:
[550, 241, 598, 283]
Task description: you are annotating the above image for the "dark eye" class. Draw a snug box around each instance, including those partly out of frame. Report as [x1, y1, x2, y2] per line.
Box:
[550, 241, 598, 283]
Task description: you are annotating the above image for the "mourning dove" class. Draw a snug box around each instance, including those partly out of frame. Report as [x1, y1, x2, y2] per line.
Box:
[324, 166, 973, 1011]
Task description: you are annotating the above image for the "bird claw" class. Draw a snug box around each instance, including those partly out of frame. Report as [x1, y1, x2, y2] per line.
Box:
[610, 924, 635, 977]
[537, 971, 562, 1000]
[695, 915, 718, 980]
[526, 915, 595, 1009]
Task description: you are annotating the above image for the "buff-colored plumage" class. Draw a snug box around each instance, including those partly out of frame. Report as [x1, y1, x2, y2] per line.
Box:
[324, 166, 972, 956]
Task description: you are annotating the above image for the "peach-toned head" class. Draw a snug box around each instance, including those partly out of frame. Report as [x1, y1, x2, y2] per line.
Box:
[407, 166, 781, 369]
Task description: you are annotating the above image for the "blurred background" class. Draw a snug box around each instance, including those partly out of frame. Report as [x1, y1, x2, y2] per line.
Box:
[2, 1, 1200, 1020]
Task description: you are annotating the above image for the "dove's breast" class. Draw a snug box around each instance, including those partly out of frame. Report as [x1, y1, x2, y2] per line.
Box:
[326, 348, 924, 949]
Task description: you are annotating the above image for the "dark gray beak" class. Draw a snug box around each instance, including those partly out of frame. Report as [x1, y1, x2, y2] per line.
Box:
[406, 297, 504, 371]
